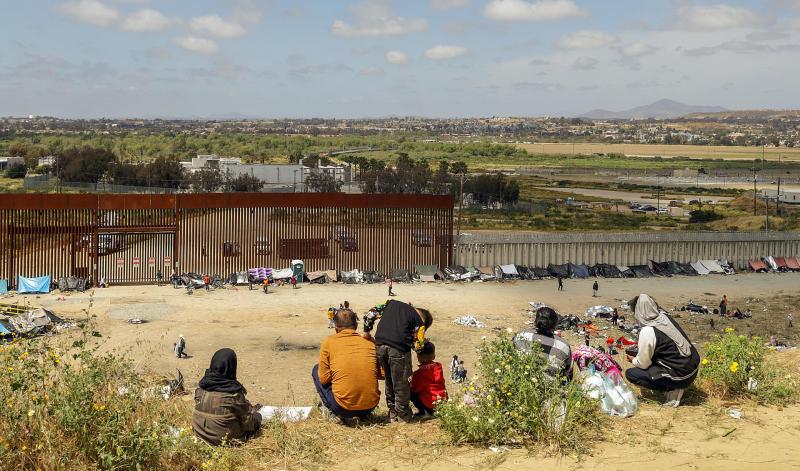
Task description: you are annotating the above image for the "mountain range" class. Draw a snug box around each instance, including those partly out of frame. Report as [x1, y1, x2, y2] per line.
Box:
[579, 99, 727, 120]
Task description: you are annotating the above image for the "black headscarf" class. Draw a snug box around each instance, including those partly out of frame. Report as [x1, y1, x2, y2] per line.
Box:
[198, 348, 245, 394]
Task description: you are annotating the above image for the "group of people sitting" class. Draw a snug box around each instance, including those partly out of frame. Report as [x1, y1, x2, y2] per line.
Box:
[192, 300, 446, 445]
[191, 293, 700, 446]
[514, 293, 700, 407]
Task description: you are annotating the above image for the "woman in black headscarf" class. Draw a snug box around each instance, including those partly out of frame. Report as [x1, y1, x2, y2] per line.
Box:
[192, 348, 262, 446]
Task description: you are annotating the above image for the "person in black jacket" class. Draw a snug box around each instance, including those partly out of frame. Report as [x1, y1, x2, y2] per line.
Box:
[625, 294, 700, 407]
[368, 299, 433, 423]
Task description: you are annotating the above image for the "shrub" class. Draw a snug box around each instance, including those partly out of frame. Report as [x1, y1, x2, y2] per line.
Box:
[0, 302, 216, 470]
[698, 328, 798, 404]
[6, 163, 27, 178]
[689, 209, 723, 223]
[436, 331, 601, 453]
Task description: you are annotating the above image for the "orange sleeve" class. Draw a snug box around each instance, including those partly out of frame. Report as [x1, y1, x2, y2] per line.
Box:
[318, 338, 332, 385]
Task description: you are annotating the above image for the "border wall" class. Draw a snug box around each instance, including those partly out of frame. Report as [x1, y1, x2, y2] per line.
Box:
[455, 231, 800, 269]
[0, 193, 453, 287]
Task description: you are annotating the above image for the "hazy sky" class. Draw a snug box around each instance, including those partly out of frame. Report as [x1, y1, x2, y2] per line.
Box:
[2, 0, 800, 118]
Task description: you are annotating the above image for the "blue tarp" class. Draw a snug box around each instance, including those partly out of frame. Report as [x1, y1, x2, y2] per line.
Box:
[0, 322, 10, 335]
[17, 275, 51, 294]
[0, 279, 7, 295]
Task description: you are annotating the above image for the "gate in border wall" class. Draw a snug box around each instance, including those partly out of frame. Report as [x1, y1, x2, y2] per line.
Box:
[0, 193, 453, 287]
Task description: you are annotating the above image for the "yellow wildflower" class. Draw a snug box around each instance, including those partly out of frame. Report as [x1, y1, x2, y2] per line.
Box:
[701, 358, 709, 365]
[725, 327, 734, 333]
[730, 362, 739, 373]
[27, 410, 35, 417]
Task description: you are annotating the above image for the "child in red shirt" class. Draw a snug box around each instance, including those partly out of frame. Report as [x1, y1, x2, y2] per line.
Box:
[410, 341, 448, 418]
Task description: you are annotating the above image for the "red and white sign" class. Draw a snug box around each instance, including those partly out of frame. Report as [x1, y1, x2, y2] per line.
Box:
[163, 256, 172, 267]
[147, 257, 156, 268]
[116, 258, 124, 268]
[132, 257, 141, 268]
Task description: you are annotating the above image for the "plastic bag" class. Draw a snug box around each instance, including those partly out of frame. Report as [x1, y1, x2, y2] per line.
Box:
[581, 368, 638, 417]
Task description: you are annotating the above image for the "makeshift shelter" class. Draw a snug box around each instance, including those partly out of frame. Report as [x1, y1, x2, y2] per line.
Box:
[363, 271, 384, 284]
[700, 260, 725, 274]
[650, 261, 673, 277]
[58, 276, 88, 292]
[773, 257, 789, 272]
[764, 256, 779, 271]
[17, 275, 51, 294]
[415, 265, 440, 282]
[595, 264, 622, 278]
[665, 261, 686, 275]
[690, 261, 710, 275]
[391, 269, 412, 282]
[677, 262, 698, 276]
[616, 266, 635, 278]
[462, 266, 481, 281]
[272, 268, 294, 280]
[516, 265, 534, 280]
[248, 267, 272, 281]
[547, 264, 570, 278]
[340, 269, 364, 284]
[0, 280, 7, 295]
[531, 267, 551, 278]
[499, 264, 519, 279]
[718, 259, 736, 275]
[477, 266, 497, 281]
[305, 271, 330, 284]
[786, 257, 800, 271]
[630, 265, 653, 278]
[568, 263, 590, 279]
[443, 266, 465, 281]
[3, 308, 65, 337]
[229, 271, 250, 285]
[748, 259, 769, 273]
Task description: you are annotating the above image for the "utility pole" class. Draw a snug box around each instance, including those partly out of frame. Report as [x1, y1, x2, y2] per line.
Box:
[764, 195, 769, 232]
[752, 166, 758, 216]
[456, 172, 465, 238]
[777, 176, 781, 217]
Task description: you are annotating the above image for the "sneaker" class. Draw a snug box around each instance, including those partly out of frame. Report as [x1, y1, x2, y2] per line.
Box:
[387, 408, 398, 423]
[663, 389, 686, 407]
[414, 411, 433, 421]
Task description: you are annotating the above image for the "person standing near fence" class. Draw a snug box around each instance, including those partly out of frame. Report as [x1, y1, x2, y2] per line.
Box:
[557, 276, 564, 292]
[592, 280, 599, 297]
[386, 277, 394, 296]
[156, 269, 163, 287]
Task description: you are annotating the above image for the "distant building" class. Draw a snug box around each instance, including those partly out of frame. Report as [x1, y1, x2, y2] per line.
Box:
[187, 154, 350, 189]
[763, 189, 800, 204]
[0, 156, 25, 170]
[38, 156, 56, 167]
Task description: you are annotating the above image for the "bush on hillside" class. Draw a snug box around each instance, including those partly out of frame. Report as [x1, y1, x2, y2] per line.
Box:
[698, 328, 798, 404]
[436, 331, 601, 452]
[689, 209, 723, 223]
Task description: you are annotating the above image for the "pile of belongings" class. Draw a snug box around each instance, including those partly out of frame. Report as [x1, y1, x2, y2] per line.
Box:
[415, 265, 442, 282]
[616, 266, 635, 278]
[586, 305, 615, 319]
[180, 273, 206, 288]
[57, 276, 89, 292]
[680, 302, 709, 314]
[529, 301, 549, 311]
[0, 308, 69, 338]
[306, 270, 337, 284]
[574, 346, 637, 417]
[547, 264, 570, 279]
[515, 265, 536, 280]
[229, 271, 251, 285]
[443, 265, 481, 281]
[339, 269, 365, 284]
[477, 266, 497, 281]
[453, 315, 485, 328]
[556, 314, 583, 330]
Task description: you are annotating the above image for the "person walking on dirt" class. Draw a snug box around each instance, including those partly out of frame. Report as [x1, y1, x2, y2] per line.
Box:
[156, 269, 163, 287]
[291, 275, 297, 289]
[557, 276, 564, 292]
[171, 269, 180, 289]
[719, 295, 728, 317]
[592, 280, 599, 297]
[262, 277, 270, 294]
[386, 277, 394, 296]
[174, 334, 188, 358]
[203, 274, 211, 292]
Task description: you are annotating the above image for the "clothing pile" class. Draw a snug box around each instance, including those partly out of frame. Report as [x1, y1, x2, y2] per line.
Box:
[586, 305, 615, 318]
[453, 315, 485, 328]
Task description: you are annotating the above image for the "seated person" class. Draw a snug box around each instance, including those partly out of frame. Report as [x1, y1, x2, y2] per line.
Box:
[312, 309, 382, 422]
[625, 294, 700, 407]
[513, 307, 573, 382]
[193, 348, 262, 446]
[410, 341, 448, 418]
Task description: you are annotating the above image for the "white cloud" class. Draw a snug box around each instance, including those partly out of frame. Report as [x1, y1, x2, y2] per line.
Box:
[121, 9, 173, 32]
[58, 0, 121, 26]
[556, 30, 617, 49]
[674, 4, 762, 32]
[484, 0, 587, 22]
[425, 44, 468, 60]
[174, 36, 219, 55]
[620, 42, 658, 57]
[190, 15, 248, 38]
[385, 51, 410, 64]
[572, 56, 599, 70]
[359, 67, 384, 76]
[332, 0, 428, 37]
[431, 0, 470, 10]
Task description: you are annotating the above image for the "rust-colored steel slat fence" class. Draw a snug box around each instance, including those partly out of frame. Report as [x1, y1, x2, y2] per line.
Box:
[0, 193, 453, 287]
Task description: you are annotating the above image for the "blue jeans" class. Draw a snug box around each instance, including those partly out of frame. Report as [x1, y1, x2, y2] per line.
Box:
[311, 365, 373, 419]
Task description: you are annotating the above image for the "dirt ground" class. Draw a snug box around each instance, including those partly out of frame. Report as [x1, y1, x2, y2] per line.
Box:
[11, 273, 800, 470]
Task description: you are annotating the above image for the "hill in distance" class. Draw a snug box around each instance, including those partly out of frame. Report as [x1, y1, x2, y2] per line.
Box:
[580, 99, 727, 120]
